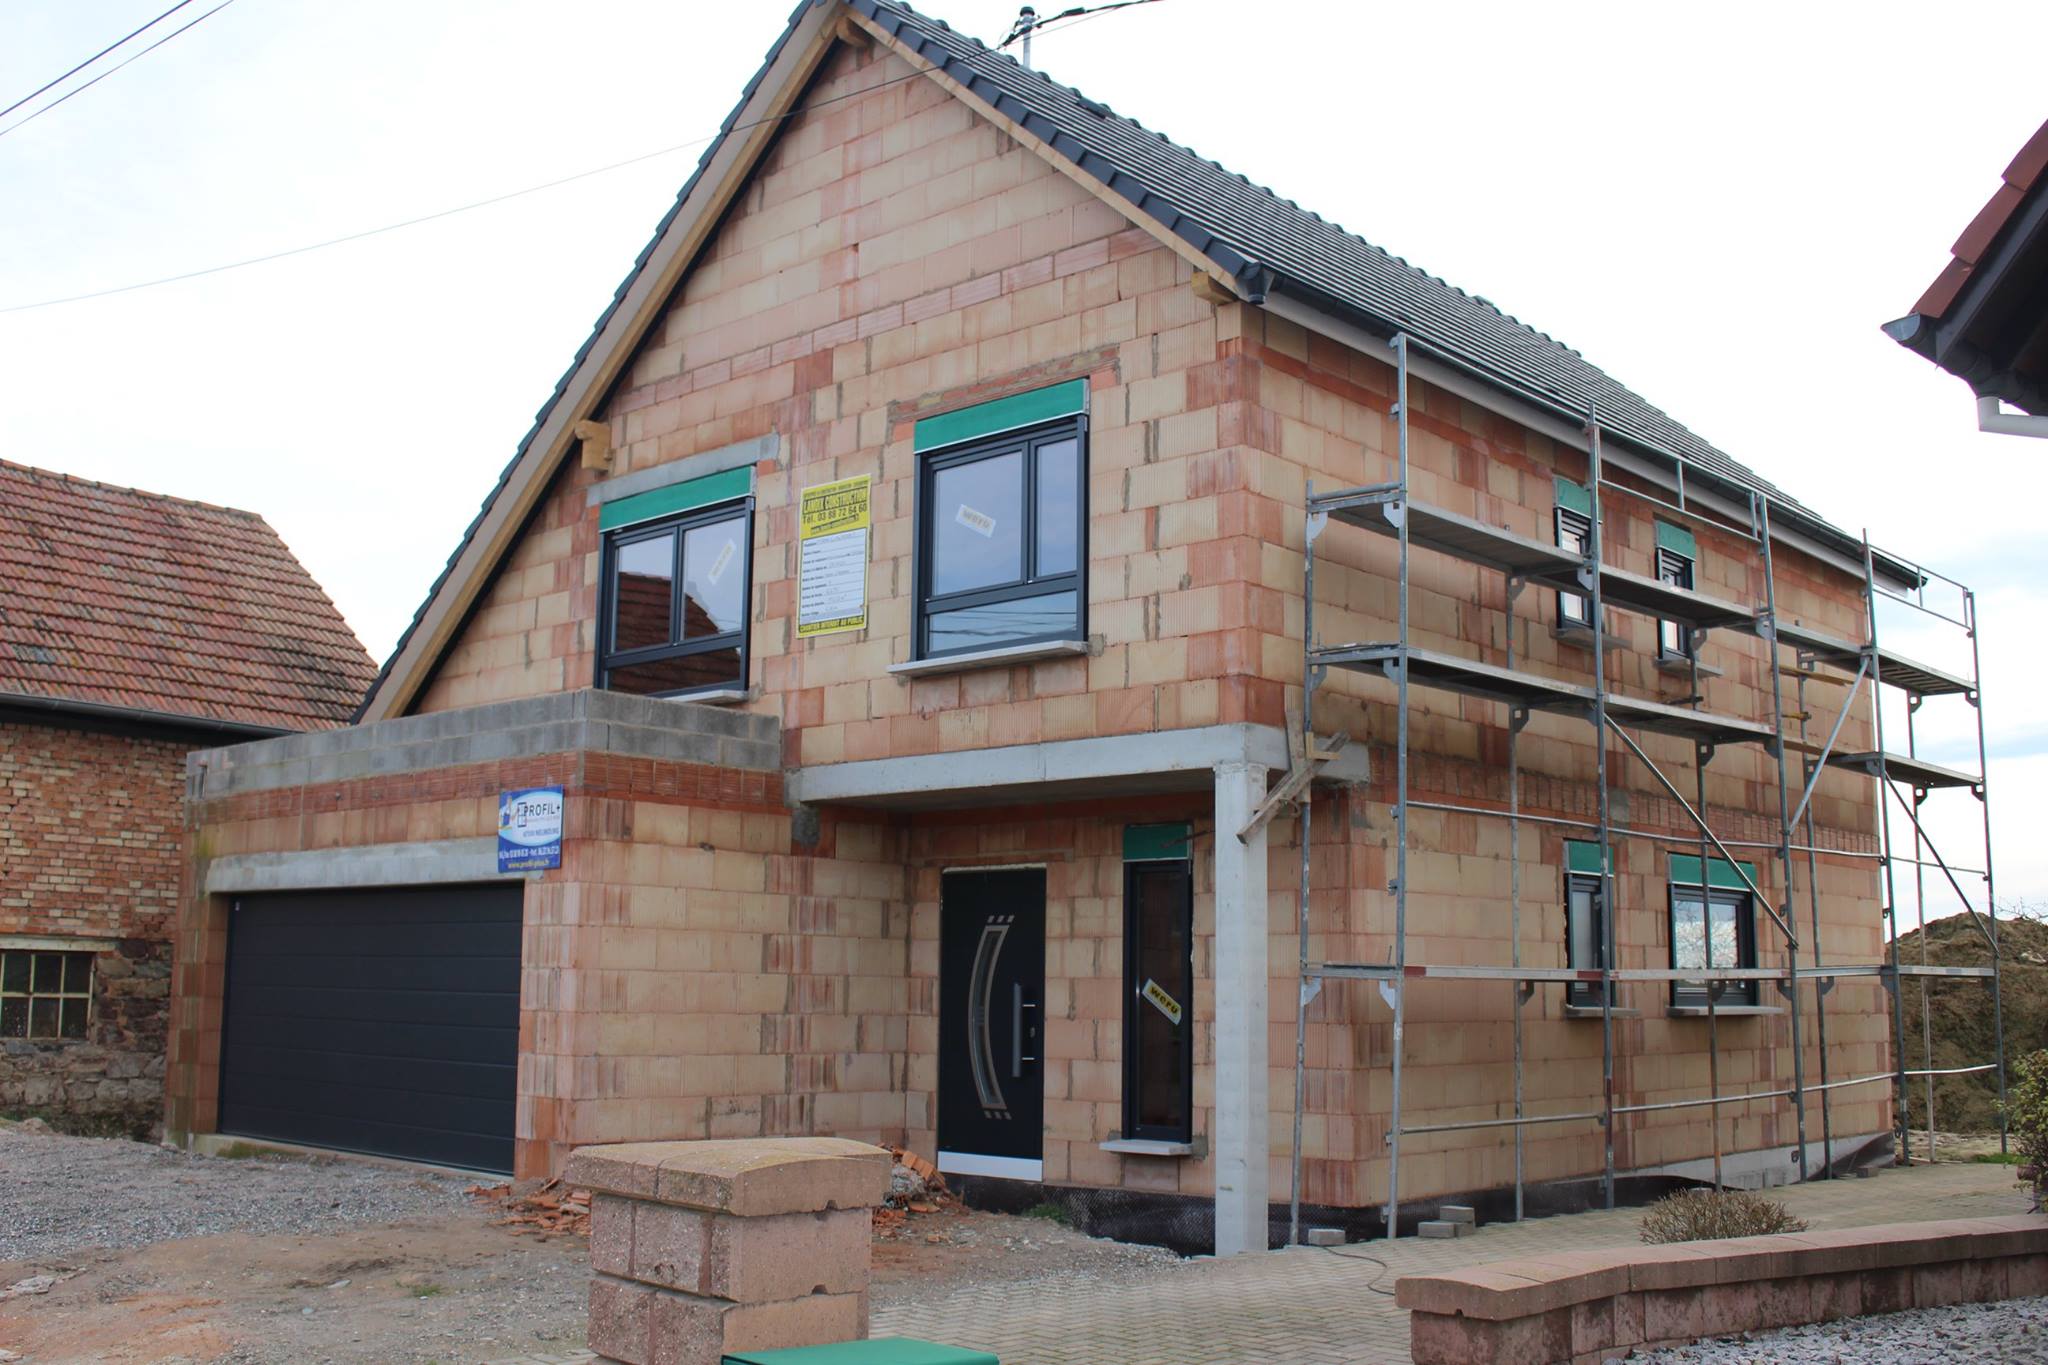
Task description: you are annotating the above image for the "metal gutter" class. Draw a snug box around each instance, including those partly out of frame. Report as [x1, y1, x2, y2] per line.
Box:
[0, 690, 294, 741]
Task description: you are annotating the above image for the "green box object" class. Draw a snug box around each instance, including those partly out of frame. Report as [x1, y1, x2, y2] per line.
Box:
[723, 1339, 999, 1365]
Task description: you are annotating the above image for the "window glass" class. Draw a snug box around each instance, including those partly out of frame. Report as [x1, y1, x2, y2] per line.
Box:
[931, 451, 1024, 596]
[0, 949, 92, 1040]
[1, 955, 25, 993]
[924, 591, 1076, 655]
[681, 517, 746, 637]
[1034, 437, 1079, 577]
[1566, 875, 1608, 1006]
[1126, 861, 1192, 1140]
[611, 532, 674, 652]
[607, 649, 741, 696]
[1673, 888, 1751, 1004]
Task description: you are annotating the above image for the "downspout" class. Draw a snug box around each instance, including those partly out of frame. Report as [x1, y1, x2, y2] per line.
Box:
[1977, 395, 2048, 439]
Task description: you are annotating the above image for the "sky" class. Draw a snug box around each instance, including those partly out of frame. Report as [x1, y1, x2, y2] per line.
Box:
[2, 0, 2044, 915]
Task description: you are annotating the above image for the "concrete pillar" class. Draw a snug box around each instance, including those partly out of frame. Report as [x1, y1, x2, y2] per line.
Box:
[567, 1137, 891, 1365]
[1212, 760, 1272, 1256]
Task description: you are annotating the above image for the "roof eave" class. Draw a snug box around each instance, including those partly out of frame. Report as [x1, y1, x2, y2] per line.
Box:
[0, 690, 298, 742]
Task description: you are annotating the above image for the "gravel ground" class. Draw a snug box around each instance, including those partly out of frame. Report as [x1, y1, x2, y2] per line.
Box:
[0, 1124, 473, 1263]
[1628, 1296, 2048, 1363]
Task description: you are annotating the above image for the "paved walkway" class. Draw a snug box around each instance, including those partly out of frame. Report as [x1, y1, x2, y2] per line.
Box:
[870, 1162, 2030, 1365]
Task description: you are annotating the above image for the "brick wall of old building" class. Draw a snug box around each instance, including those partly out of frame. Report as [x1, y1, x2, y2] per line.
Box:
[0, 719, 183, 1132]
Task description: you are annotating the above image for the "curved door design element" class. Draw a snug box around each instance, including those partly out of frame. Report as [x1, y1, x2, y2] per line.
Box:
[937, 869, 1045, 1178]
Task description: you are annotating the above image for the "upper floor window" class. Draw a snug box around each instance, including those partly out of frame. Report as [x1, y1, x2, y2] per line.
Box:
[1555, 506, 1593, 629]
[1564, 869, 1609, 1008]
[1, 949, 92, 1040]
[915, 419, 1085, 659]
[598, 500, 751, 698]
[1656, 547, 1695, 660]
[1671, 858, 1758, 1007]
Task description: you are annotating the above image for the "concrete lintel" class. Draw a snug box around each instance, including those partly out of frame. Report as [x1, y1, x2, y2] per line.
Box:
[790, 722, 1368, 809]
[584, 434, 779, 507]
[204, 838, 512, 895]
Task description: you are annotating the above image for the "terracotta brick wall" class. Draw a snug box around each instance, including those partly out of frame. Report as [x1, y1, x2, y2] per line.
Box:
[1, 720, 183, 1128]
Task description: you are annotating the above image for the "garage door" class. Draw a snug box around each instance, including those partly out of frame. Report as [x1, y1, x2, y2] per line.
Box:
[220, 885, 521, 1172]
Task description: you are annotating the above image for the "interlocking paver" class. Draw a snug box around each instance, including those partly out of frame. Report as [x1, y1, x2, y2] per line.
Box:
[872, 1162, 2027, 1364]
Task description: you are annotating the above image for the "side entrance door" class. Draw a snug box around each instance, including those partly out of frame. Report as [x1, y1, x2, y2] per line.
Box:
[936, 868, 1045, 1180]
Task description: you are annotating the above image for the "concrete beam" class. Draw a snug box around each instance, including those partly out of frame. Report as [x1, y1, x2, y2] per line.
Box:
[790, 722, 1368, 810]
[204, 838, 513, 894]
[1212, 759, 1272, 1256]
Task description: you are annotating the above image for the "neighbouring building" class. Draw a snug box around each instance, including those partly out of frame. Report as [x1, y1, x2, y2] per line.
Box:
[167, 0, 1924, 1252]
[1, 460, 374, 1134]
[1887, 117, 2048, 438]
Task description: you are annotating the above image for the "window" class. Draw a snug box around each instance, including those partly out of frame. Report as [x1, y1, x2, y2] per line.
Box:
[1564, 871, 1610, 1008]
[915, 421, 1085, 659]
[1555, 506, 1593, 629]
[0, 950, 92, 1040]
[598, 501, 751, 698]
[1123, 854, 1193, 1142]
[1671, 879, 1758, 1008]
[1656, 547, 1694, 660]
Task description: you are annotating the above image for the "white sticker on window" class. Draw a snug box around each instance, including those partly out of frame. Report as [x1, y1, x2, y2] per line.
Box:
[707, 539, 735, 585]
[1139, 978, 1183, 1026]
[955, 504, 996, 537]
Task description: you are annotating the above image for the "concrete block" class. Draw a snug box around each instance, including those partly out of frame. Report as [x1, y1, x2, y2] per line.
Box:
[1417, 1220, 1464, 1239]
[568, 1138, 890, 1216]
[1439, 1205, 1477, 1226]
[1304, 1227, 1345, 1247]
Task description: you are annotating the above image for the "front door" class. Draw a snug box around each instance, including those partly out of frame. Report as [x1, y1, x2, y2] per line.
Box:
[937, 868, 1045, 1180]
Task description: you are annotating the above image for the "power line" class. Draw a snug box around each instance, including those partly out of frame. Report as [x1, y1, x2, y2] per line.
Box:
[0, 59, 942, 316]
[998, 0, 1165, 50]
[0, 0, 199, 122]
[0, 0, 237, 140]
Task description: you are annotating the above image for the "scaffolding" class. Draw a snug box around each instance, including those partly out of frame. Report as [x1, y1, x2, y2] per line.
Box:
[1284, 332, 2007, 1244]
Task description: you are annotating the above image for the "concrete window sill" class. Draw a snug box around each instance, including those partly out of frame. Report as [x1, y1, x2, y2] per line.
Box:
[1551, 623, 1624, 651]
[888, 640, 1089, 678]
[1654, 655, 1724, 679]
[1562, 1005, 1641, 1020]
[1667, 1005, 1782, 1017]
[1099, 1138, 1195, 1157]
[666, 687, 749, 706]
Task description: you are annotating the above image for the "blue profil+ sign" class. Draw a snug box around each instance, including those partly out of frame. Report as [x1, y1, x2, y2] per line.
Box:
[498, 787, 564, 873]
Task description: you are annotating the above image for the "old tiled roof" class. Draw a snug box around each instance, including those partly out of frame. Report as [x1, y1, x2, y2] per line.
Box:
[0, 460, 375, 731]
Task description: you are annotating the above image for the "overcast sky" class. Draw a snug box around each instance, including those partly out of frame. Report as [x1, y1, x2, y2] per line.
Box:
[3, 0, 2043, 916]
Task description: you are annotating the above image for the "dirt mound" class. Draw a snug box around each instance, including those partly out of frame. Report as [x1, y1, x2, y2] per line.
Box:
[1894, 911, 2048, 1133]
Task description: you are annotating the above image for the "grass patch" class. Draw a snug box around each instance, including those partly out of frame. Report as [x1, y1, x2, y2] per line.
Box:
[1971, 1151, 2021, 1164]
[1022, 1201, 1071, 1226]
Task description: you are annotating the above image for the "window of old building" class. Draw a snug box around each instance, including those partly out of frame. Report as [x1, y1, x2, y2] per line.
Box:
[597, 497, 751, 699]
[1122, 824, 1193, 1143]
[0, 949, 92, 1040]
[1669, 856, 1759, 1007]
[913, 382, 1087, 660]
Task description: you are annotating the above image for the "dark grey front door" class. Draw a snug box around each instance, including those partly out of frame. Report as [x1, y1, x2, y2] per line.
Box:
[937, 869, 1045, 1175]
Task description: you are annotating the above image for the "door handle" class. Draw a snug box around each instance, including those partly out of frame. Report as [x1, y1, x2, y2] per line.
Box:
[1012, 983, 1038, 1078]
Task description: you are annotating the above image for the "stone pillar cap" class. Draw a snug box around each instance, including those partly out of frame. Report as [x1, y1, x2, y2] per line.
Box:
[565, 1137, 891, 1216]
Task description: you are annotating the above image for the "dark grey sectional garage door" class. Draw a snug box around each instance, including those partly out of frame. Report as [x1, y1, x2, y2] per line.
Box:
[220, 886, 521, 1173]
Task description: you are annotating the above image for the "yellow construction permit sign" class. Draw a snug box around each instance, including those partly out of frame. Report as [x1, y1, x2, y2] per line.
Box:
[796, 474, 871, 638]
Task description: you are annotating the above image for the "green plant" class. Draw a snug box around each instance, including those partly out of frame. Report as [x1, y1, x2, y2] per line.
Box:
[1022, 1201, 1071, 1226]
[2000, 1048, 2048, 1208]
[1638, 1189, 1807, 1244]
[1971, 1151, 2021, 1165]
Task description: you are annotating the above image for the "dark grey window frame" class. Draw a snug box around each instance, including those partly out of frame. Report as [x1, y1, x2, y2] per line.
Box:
[1564, 871, 1610, 1008]
[912, 417, 1087, 660]
[1655, 546, 1696, 661]
[1121, 857, 1194, 1143]
[1669, 884, 1758, 1007]
[595, 498, 754, 699]
[1555, 506, 1593, 630]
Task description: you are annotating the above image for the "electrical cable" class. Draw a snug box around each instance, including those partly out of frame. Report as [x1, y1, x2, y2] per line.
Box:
[0, 0, 236, 140]
[0, 0, 199, 122]
[998, 0, 1164, 49]
[1318, 1244, 1399, 1295]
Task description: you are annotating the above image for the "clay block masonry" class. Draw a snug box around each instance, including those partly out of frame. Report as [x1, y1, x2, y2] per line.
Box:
[166, 0, 1936, 1254]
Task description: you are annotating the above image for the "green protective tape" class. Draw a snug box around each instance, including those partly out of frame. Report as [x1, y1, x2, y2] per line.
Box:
[1124, 822, 1193, 862]
[1554, 476, 1593, 519]
[1670, 854, 1757, 891]
[913, 379, 1087, 453]
[599, 466, 753, 531]
[1564, 840, 1611, 875]
[1655, 520, 1698, 560]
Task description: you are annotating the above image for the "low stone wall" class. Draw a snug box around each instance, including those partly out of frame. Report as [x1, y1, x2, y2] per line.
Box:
[567, 1136, 890, 1365]
[1397, 1214, 2048, 1365]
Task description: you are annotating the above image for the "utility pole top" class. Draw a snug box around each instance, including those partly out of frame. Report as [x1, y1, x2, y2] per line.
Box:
[1015, 5, 1038, 70]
